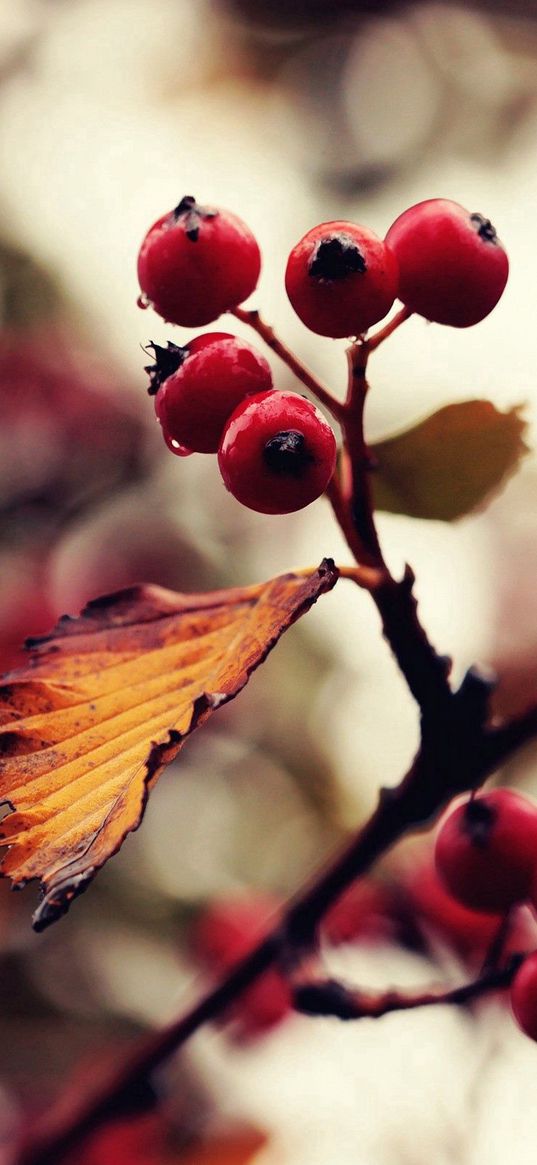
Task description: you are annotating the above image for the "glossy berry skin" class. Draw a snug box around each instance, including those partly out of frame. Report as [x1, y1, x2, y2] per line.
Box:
[511, 952, 537, 1041]
[137, 195, 261, 327]
[385, 198, 509, 327]
[218, 390, 337, 514]
[161, 429, 192, 457]
[285, 220, 398, 338]
[434, 789, 537, 914]
[148, 333, 273, 454]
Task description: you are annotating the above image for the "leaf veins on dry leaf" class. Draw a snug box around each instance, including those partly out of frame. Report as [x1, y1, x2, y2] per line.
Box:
[0, 560, 338, 930]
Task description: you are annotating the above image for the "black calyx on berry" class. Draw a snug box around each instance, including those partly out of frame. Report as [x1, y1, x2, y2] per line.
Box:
[138, 199, 261, 327]
[172, 195, 218, 242]
[218, 390, 337, 514]
[286, 220, 398, 337]
[470, 213, 499, 245]
[263, 430, 315, 476]
[309, 234, 367, 282]
[144, 341, 188, 395]
[461, 797, 497, 848]
[384, 198, 508, 328]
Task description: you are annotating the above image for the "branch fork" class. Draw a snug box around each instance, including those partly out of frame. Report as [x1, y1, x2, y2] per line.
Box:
[16, 305, 537, 1165]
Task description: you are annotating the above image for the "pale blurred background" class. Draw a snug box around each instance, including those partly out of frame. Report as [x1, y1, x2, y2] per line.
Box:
[1, 1, 537, 1162]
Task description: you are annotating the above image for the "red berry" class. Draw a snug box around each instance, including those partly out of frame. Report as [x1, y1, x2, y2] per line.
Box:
[434, 789, 537, 914]
[511, 952, 537, 1041]
[285, 220, 398, 338]
[192, 895, 291, 1039]
[218, 390, 337, 514]
[137, 195, 261, 327]
[403, 855, 501, 965]
[161, 428, 193, 457]
[385, 198, 509, 327]
[145, 335, 273, 454]
[322, 879, 397, 947]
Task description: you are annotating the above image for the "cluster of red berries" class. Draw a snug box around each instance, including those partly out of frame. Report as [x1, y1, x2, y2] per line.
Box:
[285, 199, 508, 335]
[144, 334, 336, 515]
[434, 788, 537, 1042]
[137, 194, 508, 513]
[190, 793, 537, 1044]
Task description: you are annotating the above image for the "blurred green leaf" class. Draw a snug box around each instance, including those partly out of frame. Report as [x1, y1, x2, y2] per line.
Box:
[371, 400, 529, 521]
[0, 240, 61, 327]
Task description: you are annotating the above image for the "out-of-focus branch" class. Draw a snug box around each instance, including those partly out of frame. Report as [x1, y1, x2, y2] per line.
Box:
[293, 955, 524, 1021]
[15, 686, 537, 1165]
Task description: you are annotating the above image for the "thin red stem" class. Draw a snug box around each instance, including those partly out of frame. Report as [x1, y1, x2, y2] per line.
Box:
[294, 956, 523, 1021]
[326, 338, 453, 714]
[231, 306, 345, 421]
[479, 909, 513, 975]
[367, 305, 412, 352]
[338, 340, 385, 568]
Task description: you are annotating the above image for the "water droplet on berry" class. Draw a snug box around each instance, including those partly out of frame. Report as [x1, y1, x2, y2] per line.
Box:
[162, 429, 193, 457]
[137, 293, 150, 310]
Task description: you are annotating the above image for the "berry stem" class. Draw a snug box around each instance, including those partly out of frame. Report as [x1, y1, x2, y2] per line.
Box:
[325, 474, 372, 567]
[327, 338, 453, 717]
[230, 306, 345, 420]
[339, 339, 384, 569]
[480, 909, 514, 975]
[367, 304, 412, 352]
[225, 314, 452, 717]
[293, 956, 524, 1021]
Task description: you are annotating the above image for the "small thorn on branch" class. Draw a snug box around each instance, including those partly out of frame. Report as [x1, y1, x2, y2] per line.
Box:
[378, 785, 398, 810]
[459, 664, 498, 698]
[402, 563, 416, 591]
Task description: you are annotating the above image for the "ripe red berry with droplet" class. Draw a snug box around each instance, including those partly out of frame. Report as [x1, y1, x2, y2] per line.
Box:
[218, 390, 337, 514]
[285, 220, 398, 338]
[511, 952, 537, 1041]
[161, 428, 192, 457]
[145, 334, 273, 454]
[385, 198, 509, 327]
[434, 789, 537, 914]
[137, 196, 261, 327]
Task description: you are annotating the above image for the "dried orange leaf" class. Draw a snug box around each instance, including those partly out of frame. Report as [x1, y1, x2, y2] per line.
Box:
[371, 400, 528, 521]
[0, 560, 338, 930]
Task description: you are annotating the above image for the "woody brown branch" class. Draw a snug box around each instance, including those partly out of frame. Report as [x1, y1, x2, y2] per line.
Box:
[15, 319, 537, 1165]
[15, 690, 537, 1165]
